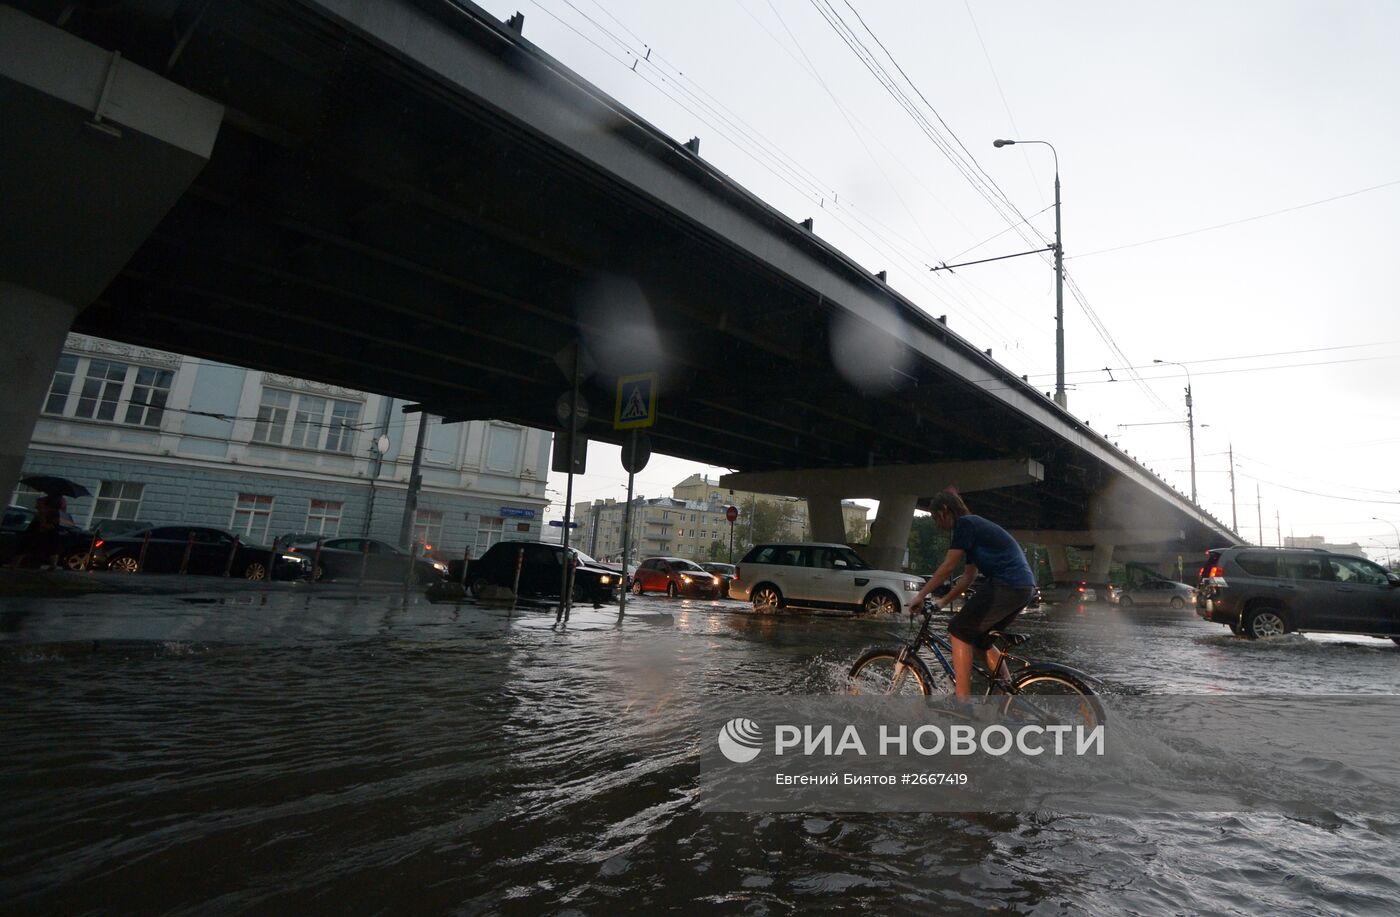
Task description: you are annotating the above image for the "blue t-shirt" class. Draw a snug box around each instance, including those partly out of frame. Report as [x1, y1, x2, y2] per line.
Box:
[950, 514, 1034, 587]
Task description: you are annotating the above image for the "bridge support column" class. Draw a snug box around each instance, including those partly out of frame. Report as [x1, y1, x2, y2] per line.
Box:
[805, 495, 847, 544]
[1086, 543, 1116, 582]
[1047, 545, 1071, 580]
[0, 285, 80, 503]
[0, 6, 223, 503]
[867, 494, 918, 572]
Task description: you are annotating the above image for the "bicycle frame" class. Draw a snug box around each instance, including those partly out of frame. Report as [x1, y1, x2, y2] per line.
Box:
[893, 610, 1028, 695]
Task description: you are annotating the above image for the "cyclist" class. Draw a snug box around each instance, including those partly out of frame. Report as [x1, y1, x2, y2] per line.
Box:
[905, 491, 1036, 697]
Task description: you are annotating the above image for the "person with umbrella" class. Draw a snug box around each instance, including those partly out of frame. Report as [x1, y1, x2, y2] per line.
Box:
[18, 476, 88, 569]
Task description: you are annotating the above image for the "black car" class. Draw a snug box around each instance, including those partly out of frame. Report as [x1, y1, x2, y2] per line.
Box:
[1197, 545, 1400, 640]
[286, 536, 449, 584]
[701, 562, 736, 597]
[452, 541, 620, 605]
[94, 525, 310, 581]
[1, 504, 98, 570]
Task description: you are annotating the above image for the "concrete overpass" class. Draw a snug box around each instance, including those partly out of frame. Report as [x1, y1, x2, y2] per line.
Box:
[0, 0, 1239, 574]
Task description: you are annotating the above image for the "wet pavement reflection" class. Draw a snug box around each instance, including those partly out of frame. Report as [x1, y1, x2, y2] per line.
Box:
[3, 583, 1399, 913]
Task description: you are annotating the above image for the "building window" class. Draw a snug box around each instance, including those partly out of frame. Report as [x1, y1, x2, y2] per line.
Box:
[413, 509, 444, 551]
[230, 493, 274, 543]
[475, 516, 504, 556]
[253, 388, 361, 454]
[43, 355, 173, 429]
[93, 481, 144, 524]
[306, 499, 343, 536]
[485, 425, 522, 473]
[45, 355, 78, 414]
[124, 367, 174, 427]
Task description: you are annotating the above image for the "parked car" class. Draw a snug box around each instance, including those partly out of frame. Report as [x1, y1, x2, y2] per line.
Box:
[94, 525, 310, 581]
[701, 562, 737, 597]
[631, 556, 722, 598]
[286, 537, 448, 584]
[1197, 545, 1400, 640]
[1117, 579, 1195, 609]
[0, 504, 99, 570]
[730, 542, 922, 615]
[1039, 580, 1100, 605]
[450, 541, 620, 605]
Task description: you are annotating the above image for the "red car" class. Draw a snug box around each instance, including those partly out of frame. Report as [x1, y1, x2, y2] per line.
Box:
[630, 556, 722, 598]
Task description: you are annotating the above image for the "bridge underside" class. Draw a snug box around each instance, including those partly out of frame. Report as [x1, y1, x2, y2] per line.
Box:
[3, 0, 1237, 555]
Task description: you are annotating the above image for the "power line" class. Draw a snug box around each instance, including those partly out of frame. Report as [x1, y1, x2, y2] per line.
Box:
[1070, 177, 1400, 260]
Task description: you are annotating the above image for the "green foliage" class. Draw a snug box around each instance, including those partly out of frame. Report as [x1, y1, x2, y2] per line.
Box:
[905, 516, 951, 574]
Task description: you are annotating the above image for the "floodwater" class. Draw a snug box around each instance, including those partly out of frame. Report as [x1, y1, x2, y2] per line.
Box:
[3, 584, 1400, 914]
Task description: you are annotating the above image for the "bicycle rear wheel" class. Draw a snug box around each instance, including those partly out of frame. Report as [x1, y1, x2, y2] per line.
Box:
[848, 649, 936, 696]
[1003, 666, 1103, 728]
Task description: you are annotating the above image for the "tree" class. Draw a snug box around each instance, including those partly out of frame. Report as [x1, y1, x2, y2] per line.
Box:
[905, 515, 951, 574]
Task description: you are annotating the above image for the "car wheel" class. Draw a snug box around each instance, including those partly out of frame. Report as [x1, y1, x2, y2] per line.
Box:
[667, 581, 678, 598]
[313, 564, 327, 583]
[1118, 595, 1133, 608]
[862, 589, 900, 616]
[469, 576, 489, 598]
[751, 584, 782, 613]
[1169, 596, 1185, 609]
[61, 551, 89, 571]
[1243, 606, 1289, 639]
[244, 561, 268, 582]
[110, 555, 139, 574]
[631, 580, 644, 595]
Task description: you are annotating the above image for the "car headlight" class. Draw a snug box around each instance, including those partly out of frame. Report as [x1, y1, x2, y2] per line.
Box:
[431, 562, 447, 572]
[599, 575, 614, 585]
[681, 574, 693, 582]
[903, 580, 922, 591]
[279, 554, 302, 563]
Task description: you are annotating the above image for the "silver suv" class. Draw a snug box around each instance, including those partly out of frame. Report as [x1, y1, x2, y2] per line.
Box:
[1196, 546, 1400, 640]
[731, 542, 923, 615]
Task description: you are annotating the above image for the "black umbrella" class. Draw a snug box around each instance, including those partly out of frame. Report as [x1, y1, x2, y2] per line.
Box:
[20, 475, 91, 499]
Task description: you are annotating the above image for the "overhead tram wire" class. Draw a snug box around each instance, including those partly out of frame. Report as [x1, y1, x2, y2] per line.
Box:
[530, 0, 1028, 348]
[822, 0, 1194, 417]
[962, 0, 1045, 210]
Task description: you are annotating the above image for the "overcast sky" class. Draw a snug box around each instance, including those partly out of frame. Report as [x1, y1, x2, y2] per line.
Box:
[474, 0, 1400, 560]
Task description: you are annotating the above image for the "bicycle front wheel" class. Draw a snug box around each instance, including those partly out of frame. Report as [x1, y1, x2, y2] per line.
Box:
[848, 649, 936, 696]
[1004, 667, 1103, 728]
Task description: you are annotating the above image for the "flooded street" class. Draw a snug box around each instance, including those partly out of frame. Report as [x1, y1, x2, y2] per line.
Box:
[4, 585, 1400, 914]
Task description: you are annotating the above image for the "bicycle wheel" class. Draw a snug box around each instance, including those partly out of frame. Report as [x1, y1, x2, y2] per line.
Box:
[1003, 666, 1103, 728]
[848, 649, 936, 696]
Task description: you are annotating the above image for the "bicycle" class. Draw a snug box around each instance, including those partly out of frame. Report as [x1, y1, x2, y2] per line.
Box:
[848, 597, 1102, 724]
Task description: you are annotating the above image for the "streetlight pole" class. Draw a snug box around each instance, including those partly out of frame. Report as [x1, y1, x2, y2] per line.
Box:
[993, 138, 1065, 409]
[1153, 358, 1196, 504]
[1374, 516, 1400, 563]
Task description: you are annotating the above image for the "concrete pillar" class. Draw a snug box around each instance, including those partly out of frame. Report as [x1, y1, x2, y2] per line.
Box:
[1086, 543, 1116, 582]
[0, 6, 223, 503]
[805, 495, 846, 544]
[866, 493, 918, 572]
[1048, 544, 1071, 580]
[0, 285, 81, 501]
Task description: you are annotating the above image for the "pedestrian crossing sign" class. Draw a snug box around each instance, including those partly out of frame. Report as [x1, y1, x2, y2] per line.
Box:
[614, 373, 657, 430]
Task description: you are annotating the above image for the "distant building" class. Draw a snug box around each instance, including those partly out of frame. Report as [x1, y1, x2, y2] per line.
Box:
[572, 474, 870, 564]
[1284, 535, 1365, 555]
[11, 334, 552, 556]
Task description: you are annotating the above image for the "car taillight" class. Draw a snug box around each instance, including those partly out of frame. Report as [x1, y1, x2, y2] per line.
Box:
[1206, 566, 1224, 578]
[94, 538, 104, 549]
[734, 565, 741, 582]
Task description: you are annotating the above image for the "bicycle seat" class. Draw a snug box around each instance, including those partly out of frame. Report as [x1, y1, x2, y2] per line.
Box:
[989, 631, 1028, 647]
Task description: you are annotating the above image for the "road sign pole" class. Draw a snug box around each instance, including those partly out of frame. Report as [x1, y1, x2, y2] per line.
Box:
[729, 519, 734, 563]
[618, 434, 638, 619]
[557, 349, 583, 624]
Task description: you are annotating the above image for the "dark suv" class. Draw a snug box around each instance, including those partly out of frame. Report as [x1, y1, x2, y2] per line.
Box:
[1196, 546, 1400, 641]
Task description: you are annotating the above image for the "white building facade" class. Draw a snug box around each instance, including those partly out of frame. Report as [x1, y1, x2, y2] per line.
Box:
[13, 334, 552, 556]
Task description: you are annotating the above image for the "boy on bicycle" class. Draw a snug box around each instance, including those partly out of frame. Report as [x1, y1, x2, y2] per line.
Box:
[905, 491, 1036, 697]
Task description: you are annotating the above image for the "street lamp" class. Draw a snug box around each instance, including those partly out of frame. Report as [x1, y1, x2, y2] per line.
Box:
[1153, 358, 1196, 504]
[993, 138, 1065, 409]
[1373, 516, 1400, 562]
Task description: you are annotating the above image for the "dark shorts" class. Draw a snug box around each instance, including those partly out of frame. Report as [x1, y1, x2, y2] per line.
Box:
[948, 583, 1035, 651]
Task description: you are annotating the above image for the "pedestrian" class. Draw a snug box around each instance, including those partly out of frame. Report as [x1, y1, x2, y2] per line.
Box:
[24, 492, 67, 569]
[905, 490, 1037, 697]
